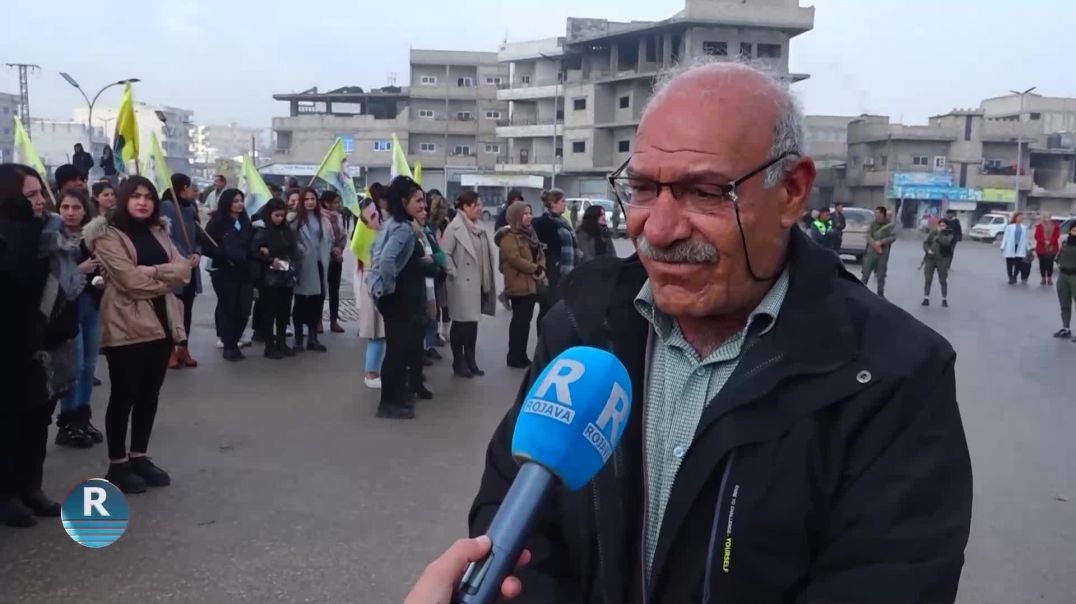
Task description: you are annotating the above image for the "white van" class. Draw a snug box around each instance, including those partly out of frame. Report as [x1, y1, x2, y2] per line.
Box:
[968, 213, 1009, 242]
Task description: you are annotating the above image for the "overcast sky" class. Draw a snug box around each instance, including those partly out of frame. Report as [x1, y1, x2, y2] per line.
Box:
[2, 0, 1072, 130]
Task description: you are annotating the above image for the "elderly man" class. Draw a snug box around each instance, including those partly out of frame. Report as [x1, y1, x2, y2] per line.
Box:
[467, 62, 972, 603]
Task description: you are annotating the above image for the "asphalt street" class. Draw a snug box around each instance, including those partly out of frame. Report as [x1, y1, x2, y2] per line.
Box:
[1, 232, 1074, 603]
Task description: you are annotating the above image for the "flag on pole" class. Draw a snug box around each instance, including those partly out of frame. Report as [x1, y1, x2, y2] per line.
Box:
[413, 162, 422, 186]
[239, 155, 272, 216]
[390, 133, 412, 180]
[113, 82, 139, 175]
[13, 116, 47, 179]
[312, 137, 359, 214]
[349, 220, 378, 268]
[144, 132, 173, 198]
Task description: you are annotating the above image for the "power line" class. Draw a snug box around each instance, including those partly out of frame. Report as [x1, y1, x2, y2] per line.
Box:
[5, 63, 40, 137]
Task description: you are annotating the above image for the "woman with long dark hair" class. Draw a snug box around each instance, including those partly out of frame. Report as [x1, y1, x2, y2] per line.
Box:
[99, 146, 117, 181]
[575, 204, 615, 263]
[441, 190, 497, 378]
[92, 181, 116, 215]
[291, 187, 333, 351]
[252, 198, 298, 358]
[205, 188, 255, 361]
[84, 176, 191, 493]
[368, 176, 429, 419]
[320, 190, 348, 333]
[0, 164, 65, 526]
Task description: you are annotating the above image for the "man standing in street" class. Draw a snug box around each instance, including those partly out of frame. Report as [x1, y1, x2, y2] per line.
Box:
[861, 206, 896, 297]
[202, 174, 227, 211]
[72, 144, 94, 180]
[942, 209, 963, 265]
[810, 206, 836, 251]
[922, 218, 955, 307]
[469, 62, 971, 603]
[832, 201, 847, 252]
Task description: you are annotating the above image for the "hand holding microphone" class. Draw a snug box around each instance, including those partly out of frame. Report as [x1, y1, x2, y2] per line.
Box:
[403, 536, 530, 604]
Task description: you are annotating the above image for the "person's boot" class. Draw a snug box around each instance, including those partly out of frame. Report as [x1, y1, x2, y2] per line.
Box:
[177, 345, 198, 368]
[168, 347, 182, 370]
[277, 335, 296, 357]
[129, 456, 171, 487]
[465, 340, 485, 377]
[55, 412, 93, 448]
[413, 379, 434, 400]
[105, 461, 148, 494]
[294, 332, 305, 353]
[452, 344, 473, 378]
[77, 405, 103, 444]
[376, 402, 416, 419]
[331, 321, 345, 333]
[20, 490, 60, 517]
[307, 333, 328, 352]
[264, 341, 285, 360]
[2, 497, 36, 528]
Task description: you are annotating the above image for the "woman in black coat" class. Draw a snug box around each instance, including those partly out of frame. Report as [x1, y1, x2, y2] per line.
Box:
[205, 189, 255, 361]
[252, 198, 299, 359]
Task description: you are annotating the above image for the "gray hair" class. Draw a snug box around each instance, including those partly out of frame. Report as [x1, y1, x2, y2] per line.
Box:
[649, 57, 805, 188]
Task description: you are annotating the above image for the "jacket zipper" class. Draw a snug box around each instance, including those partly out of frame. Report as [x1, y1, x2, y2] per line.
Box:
[701, 451, 736, 604]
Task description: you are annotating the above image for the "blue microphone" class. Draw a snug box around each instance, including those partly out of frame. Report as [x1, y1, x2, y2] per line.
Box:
[454, 346, 633, 604]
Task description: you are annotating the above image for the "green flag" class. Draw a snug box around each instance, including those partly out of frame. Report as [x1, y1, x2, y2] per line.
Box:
[240, 155, 272, 216]
[145, 132, 173, 198]
[113, 82, 139, 174]
[390, 132, 412, 181]
[13, 116, 47, 179]
[313, 137, 359, 214]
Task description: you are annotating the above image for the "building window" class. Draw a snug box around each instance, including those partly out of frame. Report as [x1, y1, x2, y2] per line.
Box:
[572, 141, 586, 153]
[933, 156, 947, 170]
[757, 44, 782, 58]
[739, 43, 753, 58]
[456, 111, 473, 121]
[1029, 112, 1042, 120]
[912, 156, 929, 166]
[484, 144, 500, 154]
[373, 139, 391, 151]
[420, 142, 436, 153]
[521, 75, 531, 85]
[420, 75, 437, 86]
[618, 140, 630, 153]
[453, 145, 471, 156]
[880, 155, 888, 167]
[458, 77, 474, 88]
[485, 77, 502, 85]
[555, 147, 563, 159]
[485, 110, 501, 120]
[417, 109, 435, 119]
[702, 41, 728, 56]
[645, 37, 658, 62]
[619, 96, 630, 109]
[573, 98, 587, 111]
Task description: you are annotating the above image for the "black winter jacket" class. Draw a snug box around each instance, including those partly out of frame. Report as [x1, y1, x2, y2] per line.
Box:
[205, 212, 255, 281]
[469, 228, 972, 604]
[252, 223, 298, 289]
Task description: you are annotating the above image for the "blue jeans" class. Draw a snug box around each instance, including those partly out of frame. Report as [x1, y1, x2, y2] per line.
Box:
[61, 293, 100, 413]
[365, 338, 385, 373]
[424, 321, 437, 350]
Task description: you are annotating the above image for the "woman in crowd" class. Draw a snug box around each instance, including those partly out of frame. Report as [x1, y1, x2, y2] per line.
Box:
[575, 204, 615, 264]
[0, 164, 64, 526]
[426, 188, 452, 346]
[320, 190, 348, 333]
[1053, 223, 1076, 339]
[1000, 212, 1030, 285]
[368, 176, 428, 419]
[532, 188, 582, 328]
[84, 176, 191, 494]
[353, 194, 386, 389]
[92, 181, 116, 215]
[99, 146, 117, 183]
[285, 188, 301, 213]
[498, 201, 546, 369]
[160, 173, 203, 369]
[1034, 214, 1060, 286]
[292, 187, 332, 352]
[205, 189, 255, 362]
[56, 189, 106, 448]
[417, 206, 445, 362]
[441, 190, 497, 378]
[252, 198, 298, 359]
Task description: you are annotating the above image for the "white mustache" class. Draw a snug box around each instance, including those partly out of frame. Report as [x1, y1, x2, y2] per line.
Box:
[636, 234, 719, 264]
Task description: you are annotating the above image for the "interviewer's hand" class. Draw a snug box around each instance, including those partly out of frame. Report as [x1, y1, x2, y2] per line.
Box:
[402, 536, 530, 604]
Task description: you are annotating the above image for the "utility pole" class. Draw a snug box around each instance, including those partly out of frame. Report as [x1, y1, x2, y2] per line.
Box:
[1010, 87, 1037, 212]
[6, 63, 40, 137]
[539, 52, 560, 188]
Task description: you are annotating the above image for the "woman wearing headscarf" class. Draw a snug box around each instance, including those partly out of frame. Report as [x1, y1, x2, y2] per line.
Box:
[1034, 214, 1060, 286]
[205, 188, 255, 361]
[291, 187, 333, 352]
[575, 204, 615, 264]
[441, 190, 497, 378]
[498, 201, 546, 368]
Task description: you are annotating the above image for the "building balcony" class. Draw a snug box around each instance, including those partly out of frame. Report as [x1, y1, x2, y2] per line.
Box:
[848, 122, 958, 144]
[409, 117, 485, 135]
[410, 84, 497, 101]
[846, 169, 890, 188]
[496, 83, 560, 102]
[495, 161, 560, 175]
[496, 122, 563, 139]
[969, 170, 1033, 190]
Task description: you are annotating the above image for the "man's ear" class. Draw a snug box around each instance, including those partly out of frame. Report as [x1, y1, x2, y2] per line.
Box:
[779, 157, 816, 229]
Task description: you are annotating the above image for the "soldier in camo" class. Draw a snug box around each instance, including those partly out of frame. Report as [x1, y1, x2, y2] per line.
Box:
[861, 206, 896, 297]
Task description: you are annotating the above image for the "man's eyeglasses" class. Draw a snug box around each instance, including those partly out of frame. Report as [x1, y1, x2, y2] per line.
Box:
[608, 151, 799, 214]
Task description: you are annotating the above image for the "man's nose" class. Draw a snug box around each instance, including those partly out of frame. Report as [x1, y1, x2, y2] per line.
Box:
[641, 191, 692, 248]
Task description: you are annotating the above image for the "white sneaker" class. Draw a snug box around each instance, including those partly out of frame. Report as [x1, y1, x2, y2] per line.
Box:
[215, 339, 224, 349]
[364, 376, 382, 389]
[286, 326, 294, 336]
[239, 338, 253, 348]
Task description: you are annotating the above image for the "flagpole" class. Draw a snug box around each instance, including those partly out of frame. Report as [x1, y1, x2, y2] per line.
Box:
[307, 138, 341, 187]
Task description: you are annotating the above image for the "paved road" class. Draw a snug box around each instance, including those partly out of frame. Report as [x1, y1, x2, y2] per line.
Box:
[2, 233, 1074, 603]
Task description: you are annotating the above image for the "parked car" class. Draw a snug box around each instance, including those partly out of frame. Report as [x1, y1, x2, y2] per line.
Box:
[968, 213, 1010, 242]
[838, 207, 875, 262]
[565, 197, 627, 237]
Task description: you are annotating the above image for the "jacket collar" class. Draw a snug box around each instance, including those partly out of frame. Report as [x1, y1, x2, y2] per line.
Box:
[449, 214, 478, 260]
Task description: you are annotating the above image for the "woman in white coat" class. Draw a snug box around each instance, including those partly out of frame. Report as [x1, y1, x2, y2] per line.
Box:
[440, 190, 496, 378]
[1000, 211, 1031, 285]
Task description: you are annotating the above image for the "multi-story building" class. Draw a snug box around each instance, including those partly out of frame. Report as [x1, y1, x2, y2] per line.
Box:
[194, 123, 266, 165]
[74, 103, 195, 174]
[27, 119, 104, 174]
[0, 92, 18, 163]
[495, 0, 814, 197]
[805, 115, 858, 207]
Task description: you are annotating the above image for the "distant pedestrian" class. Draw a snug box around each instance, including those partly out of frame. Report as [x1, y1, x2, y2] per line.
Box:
[441, 190, 497, 378]
[942, 209, 963, 262]
[494, 189, 523, 230]
[204, 189, 255, 361]
[320, 190, 348, 333]
[532, 188, 582, 327]
[160, 173, 203, 369]
[1053, 223, 1076, 339]
[861, 206, 896, 297]
[72, 144, 94, 180]
[99, 146, 117, 182]
[921, 219, 955, 307]
[498, 201, 546, 368]
[203, 174, 227, 211]
[91, 181, 116, 215]
[1000, 212, 1030, 284]
[810, 207, 836, 251]
[1034, 214, 1059, 286]
[353, 195, 386, 389]
[291, 187, 333, 352]
[285, 187, 301, 213]
[252, 198, 299, 359]
[84, 176, 191, 494]
[831, 202, 847, 252]
[575, 204, 615, 263]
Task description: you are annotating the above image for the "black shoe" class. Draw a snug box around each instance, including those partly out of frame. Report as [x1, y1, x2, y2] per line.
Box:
[265, 345, 285, 360]
[414, 385, 434, 400]
[20, 490, 60, 517]
[277, 337, 296, 357]
[252, 331, 266, 343]
[425, 347, 443, 360]
[55, 423, 94, 448]
[453, 359, 474, 378]
[2, 497, 36, 528]
[942, 299, 949, 308]
[77, 407, 104, 443]
[921, 298, 929, 306]
[376, 403, 416, 419]
[222, 348, 244, 362]
[129, 456, 171, 487]
[466, 360, 485, 377]
[507, 358, 532, 369]
[294, 334, 305, 352]
[306, 336, 327, 352]
[1053, 328, 1072, 338]
[105, 461, 148, 494]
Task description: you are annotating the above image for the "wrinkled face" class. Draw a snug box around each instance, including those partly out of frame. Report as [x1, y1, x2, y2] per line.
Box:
[405, 190, 426, 220]
[522, 206, 532, 227]
[270, 210, 286, 226]
[59, 196, 86, 228]
[23, 175, 47, 216]
[127, 185, 155, 220]
[287, 192, 300, 211]
[625, 66, 813, 319]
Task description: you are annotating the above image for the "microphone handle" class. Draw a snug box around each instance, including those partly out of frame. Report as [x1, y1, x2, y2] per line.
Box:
[454, 462, 555, 604]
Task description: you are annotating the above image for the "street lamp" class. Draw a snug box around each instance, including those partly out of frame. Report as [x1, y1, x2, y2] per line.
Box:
[59, 73, 140, 152]
[1010, 86, 1036, 211]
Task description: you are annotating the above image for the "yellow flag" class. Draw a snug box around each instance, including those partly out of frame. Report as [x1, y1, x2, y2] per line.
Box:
[113, 82, 139, 174]
[312, 137, 359, 214]
[13, 116, 47, 179]
[390, 133, 412, 180]
[413, 162, 422, 186]
[145, 132, 172, 198]
[240, 155, 272, 216]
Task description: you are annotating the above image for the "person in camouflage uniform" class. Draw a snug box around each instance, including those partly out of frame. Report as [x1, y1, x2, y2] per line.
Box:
[861, 206, 896, 297]
[921, 219, 955, 307]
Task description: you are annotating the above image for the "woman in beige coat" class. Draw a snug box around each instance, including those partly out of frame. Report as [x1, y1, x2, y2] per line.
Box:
[498, 202, 546, 368]
[441, 190, 496, 378]
[84, 176, 191, 495]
